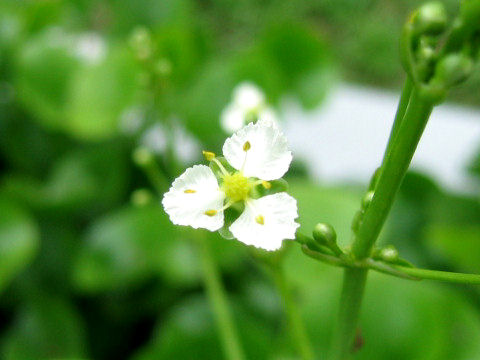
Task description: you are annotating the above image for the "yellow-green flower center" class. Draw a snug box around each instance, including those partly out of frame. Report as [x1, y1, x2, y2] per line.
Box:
[222, 172, 252, 202]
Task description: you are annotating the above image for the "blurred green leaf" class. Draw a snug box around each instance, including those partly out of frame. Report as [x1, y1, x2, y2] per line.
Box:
[73, 205, 174, 292]
[65, 45, 140, 140]
[15, 27, 140, 140]
[15, 28, 79, 129]
[0, 198, 39, 293]
[132, 295, 276, 360]
[425, 224, 480, 274]
[2, 142, 128, 214]
[1, 295, 86, 360]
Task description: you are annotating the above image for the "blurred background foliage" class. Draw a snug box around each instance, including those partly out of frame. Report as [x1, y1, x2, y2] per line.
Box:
[0, 0, 479, 359]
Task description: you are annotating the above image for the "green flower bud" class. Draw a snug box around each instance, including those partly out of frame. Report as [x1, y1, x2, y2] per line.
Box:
[133, 147, 154, 167]
[413, 2, 448, 36]
[313, 223, 337, 247]
[361, 191, 375, 210]
[129, 27, 152, 61]
[131, 189, 153, 207]
[155, 58, 172, 76]
[433, 53, 474, 87]
[380, 245, 399, 262]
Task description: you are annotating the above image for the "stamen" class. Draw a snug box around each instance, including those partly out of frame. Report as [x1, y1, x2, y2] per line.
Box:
[262, 181, 271, 189]
[212, 158, 229, 176]
[241, 141, 250, 172]
[255, 215, 265, 225]
[221, 200, 234, 211]
[204, 210, 218, 216]
[184, 189, 196, 193]
[202, 150, 216, 161]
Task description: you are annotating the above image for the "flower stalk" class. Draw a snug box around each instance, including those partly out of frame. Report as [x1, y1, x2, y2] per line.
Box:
[270, 262, 315, 360]
[196, 234, 246, 360]
[330, 85, 434, 359]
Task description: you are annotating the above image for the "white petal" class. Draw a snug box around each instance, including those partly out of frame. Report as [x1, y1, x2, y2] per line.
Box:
[229, 193, 299, 251]
[233, 82, 265, 110]
[162, 165, 225, 231]
[222, 121, 292, 181]
[220, 104, 245, 133]
[257, 107, 280, 129]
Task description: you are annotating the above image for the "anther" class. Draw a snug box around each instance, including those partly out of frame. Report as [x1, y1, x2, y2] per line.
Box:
[184, 189, 196, 194]
[204, 210, 218, 216]
[202, 151, 216, 161]
[255, 215, 265, 225]
[243, 141, 251, 151]
[262, 181, 271, 189]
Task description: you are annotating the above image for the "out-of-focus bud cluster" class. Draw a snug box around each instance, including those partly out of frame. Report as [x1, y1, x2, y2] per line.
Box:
[401, 1, 480, 103]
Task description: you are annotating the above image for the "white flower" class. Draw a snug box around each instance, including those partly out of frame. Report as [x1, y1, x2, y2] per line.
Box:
[221, 82, 280, 134]
[162, 121, 299, 251]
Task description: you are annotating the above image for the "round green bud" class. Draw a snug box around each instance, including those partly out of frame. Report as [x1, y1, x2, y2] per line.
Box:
[433, 53, 474, 87]
[312, 223, 337, 246]
[129, 27, 152, 61]
[132, 147, 154, 167]
[361, 191, 375, 210]
[413, 2, 448, 36]
[131, 189, 153, 207]
[155, 58, 172, 76]
[380, 245, 399, 262]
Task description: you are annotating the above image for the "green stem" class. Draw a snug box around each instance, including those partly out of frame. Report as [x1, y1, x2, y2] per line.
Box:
[352, 89, 433, 258]
[330, 269, 368, 360]
[271, 263, 315, 360]
[144, 159, 170, 194]
[381, 78, 413, 168]
[393, 266, 480, 284]
[331, 88, 434, 359]
[141, 157, 244, 360]
[196, 235, 246, 360]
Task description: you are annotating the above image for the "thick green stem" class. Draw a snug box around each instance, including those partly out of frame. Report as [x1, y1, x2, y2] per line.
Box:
[330, 269, 368, 360]
[381, 77, 413, 167]
[197, 235, 245, 360]
[352, 89, 433, 259]
[331, 87, 434, 359]
[271, 263, 314, 360]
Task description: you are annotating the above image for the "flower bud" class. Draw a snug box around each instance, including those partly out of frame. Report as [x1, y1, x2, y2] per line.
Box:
[312, 223, 337, 247]
[155, 58, 172, 76]
[379, 245, 399, 262]
[361, 191, 375, 210]
[131, 189, 153, 207]
[133, 147, 154, 167]
[433, 53, 474, 87]
[413, 2, 448, 36]
[129, 27, 152, 61]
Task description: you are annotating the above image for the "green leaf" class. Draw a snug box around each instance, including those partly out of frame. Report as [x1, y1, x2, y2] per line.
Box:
[132, 295, 276, 360]
[72, 205, 175, 293]
[1, 142, 128, 214]
[15, 28, 140, 140]
[0, 198, 39, 293]
[1, 295, 86, 360]
[425, 224, 480, 274]
[65, 46, 140, 140]
[15, 28, 79, 130]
